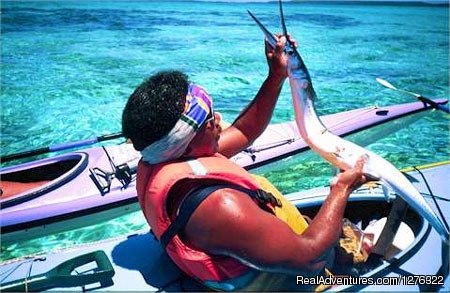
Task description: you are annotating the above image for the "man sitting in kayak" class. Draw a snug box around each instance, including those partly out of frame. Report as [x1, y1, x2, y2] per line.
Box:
[122, 35, 368, 291]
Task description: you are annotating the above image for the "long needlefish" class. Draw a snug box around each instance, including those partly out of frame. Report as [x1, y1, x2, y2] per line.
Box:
[248, 0, 449, 241]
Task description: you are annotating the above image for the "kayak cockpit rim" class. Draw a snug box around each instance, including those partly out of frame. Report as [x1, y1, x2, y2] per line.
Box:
[0, 153, 89, 208]
[293, 194, 432, 290]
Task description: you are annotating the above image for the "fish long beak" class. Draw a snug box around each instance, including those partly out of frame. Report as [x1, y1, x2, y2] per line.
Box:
[278, 0, 303, 61]
[247, 9, 295, 57]
[248, 2, 296, 56]
[248, 1, 303, 62]
[247, 10, 278, 49]
[278, 0, 288, 37]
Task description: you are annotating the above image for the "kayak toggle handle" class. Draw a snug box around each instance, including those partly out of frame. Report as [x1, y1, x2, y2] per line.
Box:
[1, 251, 115, 292]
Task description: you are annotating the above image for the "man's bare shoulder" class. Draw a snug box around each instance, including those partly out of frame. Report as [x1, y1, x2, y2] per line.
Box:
[183, 187, 270, 252]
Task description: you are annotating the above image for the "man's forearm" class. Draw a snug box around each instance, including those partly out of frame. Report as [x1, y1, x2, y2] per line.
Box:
[232, 75, 286, 144]
[300, 186, 351, 261]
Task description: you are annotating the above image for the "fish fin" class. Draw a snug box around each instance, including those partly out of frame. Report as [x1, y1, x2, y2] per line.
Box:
[306, 85, 318, 101]
[401, 171, 419, 183]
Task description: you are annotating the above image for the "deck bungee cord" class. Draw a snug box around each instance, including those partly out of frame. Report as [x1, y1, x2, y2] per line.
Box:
[0, 257, 44, 284]
[236, 102, 430, 158]
[412, 166, 450, 235]
[413, 167, 449, 292]
[323, 106, 380, 131]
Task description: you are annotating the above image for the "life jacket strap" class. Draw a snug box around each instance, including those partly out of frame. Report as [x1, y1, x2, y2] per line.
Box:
[160, 183, 282, 249]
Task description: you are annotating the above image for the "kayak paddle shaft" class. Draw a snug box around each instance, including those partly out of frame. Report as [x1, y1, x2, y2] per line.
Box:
[1, 132, 123, 163]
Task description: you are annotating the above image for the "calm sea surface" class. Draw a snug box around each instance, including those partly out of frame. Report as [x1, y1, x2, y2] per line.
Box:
[1, 1, 449, 260]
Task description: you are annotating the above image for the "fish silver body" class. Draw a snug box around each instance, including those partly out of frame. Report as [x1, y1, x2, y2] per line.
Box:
[247, 2, 449, 241]
[286, 39, 449, 241]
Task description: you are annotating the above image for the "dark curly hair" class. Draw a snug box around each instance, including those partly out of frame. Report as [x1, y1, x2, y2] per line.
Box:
[122, 71, 189, 151]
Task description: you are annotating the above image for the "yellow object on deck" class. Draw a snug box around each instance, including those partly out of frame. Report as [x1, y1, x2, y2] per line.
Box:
[249, 175, 331, 292]
[252, 174, 310, 234]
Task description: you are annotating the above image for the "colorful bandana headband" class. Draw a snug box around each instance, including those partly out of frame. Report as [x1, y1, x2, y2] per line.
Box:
[141, 83, 213, 164]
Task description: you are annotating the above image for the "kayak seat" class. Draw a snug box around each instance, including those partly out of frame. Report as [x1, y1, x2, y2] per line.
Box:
[0, 180, 51, 199]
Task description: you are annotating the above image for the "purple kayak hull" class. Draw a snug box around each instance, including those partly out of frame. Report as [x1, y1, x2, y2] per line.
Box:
[0, 99, 447, 242]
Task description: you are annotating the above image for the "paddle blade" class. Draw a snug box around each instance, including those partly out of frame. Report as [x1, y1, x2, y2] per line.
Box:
[376, 78, 398, 91]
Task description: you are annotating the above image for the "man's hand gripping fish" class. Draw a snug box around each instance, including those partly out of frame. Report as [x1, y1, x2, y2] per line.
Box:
[248, 0, 449, 241]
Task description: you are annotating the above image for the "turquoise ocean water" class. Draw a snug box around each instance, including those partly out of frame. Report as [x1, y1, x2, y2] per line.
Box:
[1, 1, 449, 260]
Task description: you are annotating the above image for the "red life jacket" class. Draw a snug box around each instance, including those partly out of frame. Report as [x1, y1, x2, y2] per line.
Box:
[136, 153, 261, 282]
